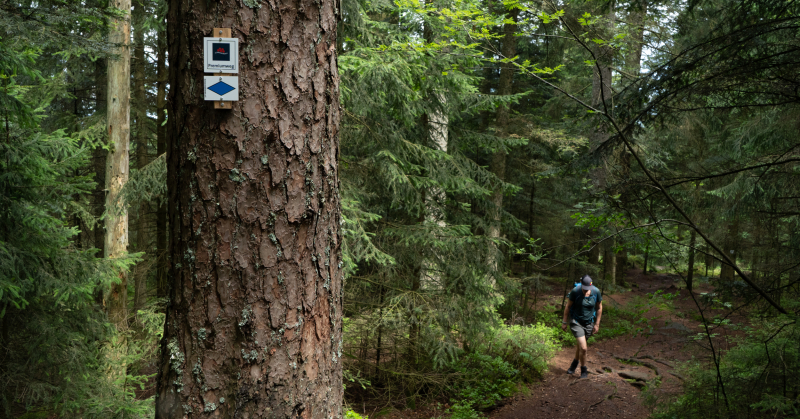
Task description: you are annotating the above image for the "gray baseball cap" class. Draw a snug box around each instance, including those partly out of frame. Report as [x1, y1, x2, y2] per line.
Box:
[581, 275, 593, 290]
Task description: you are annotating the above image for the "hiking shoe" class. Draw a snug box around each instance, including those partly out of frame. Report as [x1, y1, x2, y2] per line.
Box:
[580, 366, 589, 379]
[567, 359, 579, 374]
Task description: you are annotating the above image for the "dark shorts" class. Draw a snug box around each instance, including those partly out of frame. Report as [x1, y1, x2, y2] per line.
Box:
[570, 321, 594, 338]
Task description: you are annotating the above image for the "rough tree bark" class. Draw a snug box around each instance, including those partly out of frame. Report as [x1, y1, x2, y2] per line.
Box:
[132, 0, 149, 315]
[155, 0, 343, 417]
[105, 0, 131, 328]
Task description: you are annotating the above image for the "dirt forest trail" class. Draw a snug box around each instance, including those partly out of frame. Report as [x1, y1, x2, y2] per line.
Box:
[491, 270, 718, 419]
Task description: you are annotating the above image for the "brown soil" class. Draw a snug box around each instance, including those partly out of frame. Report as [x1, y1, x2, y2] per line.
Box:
[356, 268, 743, 419]
[490, 269, 725, 419]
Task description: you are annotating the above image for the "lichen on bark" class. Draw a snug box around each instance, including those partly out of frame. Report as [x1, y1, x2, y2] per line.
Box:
[156, 0, 343, 417]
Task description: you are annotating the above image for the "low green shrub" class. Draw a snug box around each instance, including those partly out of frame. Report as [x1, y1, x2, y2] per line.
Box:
[475, 323, 559, 380]
[446, 402, 481, 419]
[447, 323, 559, 409]
[451, 353, 519, 409]
[345, 410, 368, 419]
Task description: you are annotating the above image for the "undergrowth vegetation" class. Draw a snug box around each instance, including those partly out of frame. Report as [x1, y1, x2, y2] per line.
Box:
[648, 310, 800, 419]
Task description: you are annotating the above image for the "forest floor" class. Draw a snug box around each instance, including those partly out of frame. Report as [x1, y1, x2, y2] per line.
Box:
[380, 268, 742, 419]
[489, 268, 736, 419]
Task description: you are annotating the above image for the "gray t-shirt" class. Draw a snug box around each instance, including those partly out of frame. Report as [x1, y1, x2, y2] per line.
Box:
[569, 286, 602, 325]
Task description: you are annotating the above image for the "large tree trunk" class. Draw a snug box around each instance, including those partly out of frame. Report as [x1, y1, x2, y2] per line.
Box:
[487, 5, 519, 286]
[156, 20, 168, 300]
[132, 0, 149, 316]
[105, 0, 131, 329]
[155, 0, 343, 417]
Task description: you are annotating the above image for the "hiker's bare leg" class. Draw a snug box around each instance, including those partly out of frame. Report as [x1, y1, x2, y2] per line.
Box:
[576, 336, 588, 367]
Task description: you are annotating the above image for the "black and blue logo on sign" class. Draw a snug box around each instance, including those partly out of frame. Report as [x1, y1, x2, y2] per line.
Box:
[212, 43, 230, 61]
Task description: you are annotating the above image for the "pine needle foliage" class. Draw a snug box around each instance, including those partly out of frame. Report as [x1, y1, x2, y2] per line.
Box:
[0, 2, 149, 417]
[338, 0, 533, 402]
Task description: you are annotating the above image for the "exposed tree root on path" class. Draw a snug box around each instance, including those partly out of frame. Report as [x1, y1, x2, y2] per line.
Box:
[613, 356, 661, 376]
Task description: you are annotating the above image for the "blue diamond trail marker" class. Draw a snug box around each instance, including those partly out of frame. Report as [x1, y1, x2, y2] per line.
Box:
[208, 81, 235, 96]
[204, 29, 239, 108]
[204, 76, 239, 102]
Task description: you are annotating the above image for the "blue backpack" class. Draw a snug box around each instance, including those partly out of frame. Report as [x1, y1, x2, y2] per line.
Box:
[570, 283, 599, 323]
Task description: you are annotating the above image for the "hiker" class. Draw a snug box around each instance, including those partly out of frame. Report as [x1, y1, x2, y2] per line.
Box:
[561, 274, 603, 378]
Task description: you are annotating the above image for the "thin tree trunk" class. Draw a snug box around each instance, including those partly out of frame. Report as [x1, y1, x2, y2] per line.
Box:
[93, 57, 108, 306]
[615, 247, 627, 286]
[419, 98, 447, 291]
[589, 0, 615, 149]
[643, 241, 649, 275]
[155, 0, 343, 416]
[105, 0, 131, 329]
[375, 285, 385, 377]
[525, 179, 535, 276]
[687, 229, 696, 291]
[588, 239, 601, 266]
[624, 0, 646, 79]
[720, 216, 739, 282]
[155, 19, 168, 300]
[520, 282, 529, 324]
[94, 57, 107, 253]
[419, 7, 448, 292]
[487, 5, 519, 288]
[132, 0, 148, 316]
[587, 0, 616, 272]
[603, 239, 616, 285]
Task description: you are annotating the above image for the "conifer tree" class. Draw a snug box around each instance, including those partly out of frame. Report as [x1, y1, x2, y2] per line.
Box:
[105, 0, 132, 328]
[132, 0, 150, 315]
[155, 0, 343, 416]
